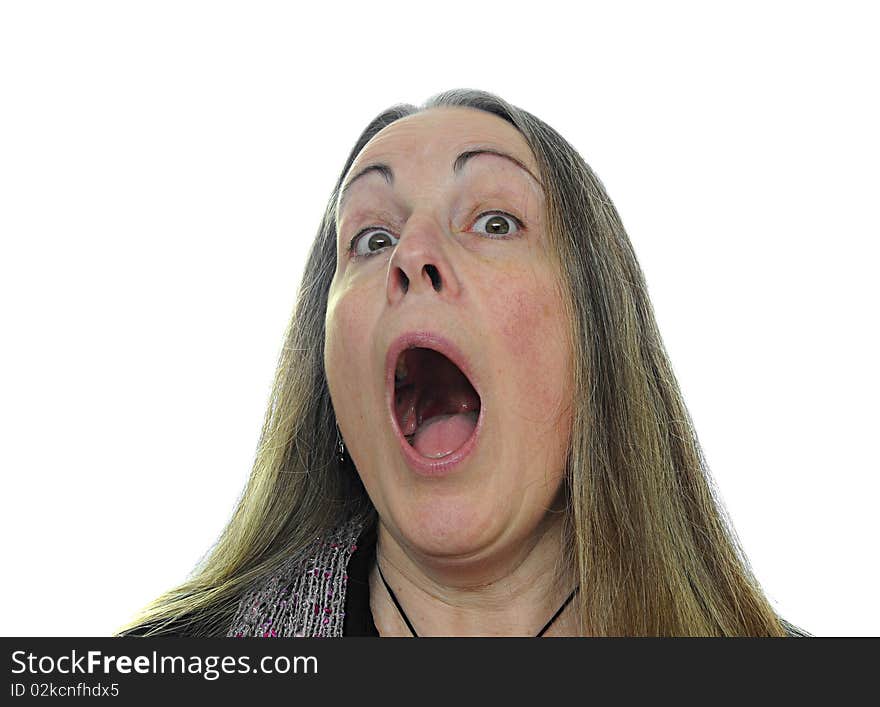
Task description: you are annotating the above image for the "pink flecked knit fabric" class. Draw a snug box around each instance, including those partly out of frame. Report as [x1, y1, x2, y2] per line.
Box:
[226, 513, 369, 638]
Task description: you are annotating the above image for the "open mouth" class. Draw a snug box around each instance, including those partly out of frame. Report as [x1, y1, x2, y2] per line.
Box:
[392, 347, 482, 460]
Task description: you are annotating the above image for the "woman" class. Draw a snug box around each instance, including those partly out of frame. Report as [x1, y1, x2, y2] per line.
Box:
[116, 88, 810, 637]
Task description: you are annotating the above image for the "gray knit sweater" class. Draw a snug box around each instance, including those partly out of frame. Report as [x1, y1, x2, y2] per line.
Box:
[225, 512, 370, 638]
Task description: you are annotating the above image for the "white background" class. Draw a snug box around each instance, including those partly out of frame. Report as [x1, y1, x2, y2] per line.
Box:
[1, 1, 876, 637]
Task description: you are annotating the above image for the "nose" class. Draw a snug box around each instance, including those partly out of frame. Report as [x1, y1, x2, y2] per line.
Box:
[385, 214, 463, 304]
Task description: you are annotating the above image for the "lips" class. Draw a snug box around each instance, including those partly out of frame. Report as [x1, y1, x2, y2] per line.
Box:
[384, 331, 485, 477]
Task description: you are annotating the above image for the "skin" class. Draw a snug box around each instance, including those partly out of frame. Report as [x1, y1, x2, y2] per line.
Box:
[324, 106, 577, 636]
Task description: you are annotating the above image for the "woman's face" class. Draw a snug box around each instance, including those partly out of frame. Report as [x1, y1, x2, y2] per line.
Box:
[325, 106, 572, 564]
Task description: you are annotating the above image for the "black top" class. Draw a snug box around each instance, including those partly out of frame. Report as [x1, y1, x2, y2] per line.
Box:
[342, 519, 380, 636]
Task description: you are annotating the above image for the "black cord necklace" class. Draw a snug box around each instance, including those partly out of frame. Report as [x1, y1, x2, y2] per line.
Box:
[376, 561, 580, 637]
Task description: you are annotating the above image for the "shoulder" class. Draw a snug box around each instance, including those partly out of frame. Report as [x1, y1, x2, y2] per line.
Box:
[116, 608, 235, 638]
[779, 617, 813, 637]
[116, 618, 206, 638]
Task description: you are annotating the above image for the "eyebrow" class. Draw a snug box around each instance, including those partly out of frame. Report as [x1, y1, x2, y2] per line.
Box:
[337, 147, 543, 213]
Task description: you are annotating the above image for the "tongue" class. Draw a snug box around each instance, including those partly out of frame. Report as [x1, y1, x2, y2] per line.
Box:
[412, 412, 478, 459]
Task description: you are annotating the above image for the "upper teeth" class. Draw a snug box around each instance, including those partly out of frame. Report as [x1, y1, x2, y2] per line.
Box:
[395, 355, 408, 384]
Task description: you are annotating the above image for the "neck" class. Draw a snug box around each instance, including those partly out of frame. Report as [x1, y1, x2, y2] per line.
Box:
[368, 512, 579, 637]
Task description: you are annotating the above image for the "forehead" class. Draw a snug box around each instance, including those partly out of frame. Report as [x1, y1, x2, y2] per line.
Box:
[337, 107, 539, 211]
[353, 106, 533, 166]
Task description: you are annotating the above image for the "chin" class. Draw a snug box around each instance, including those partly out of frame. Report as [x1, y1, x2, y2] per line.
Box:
[387, 493, 508, 560]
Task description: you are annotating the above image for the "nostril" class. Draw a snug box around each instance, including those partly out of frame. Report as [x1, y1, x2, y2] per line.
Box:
[397, 269, 409, 294]
[425, 264, 441, 291]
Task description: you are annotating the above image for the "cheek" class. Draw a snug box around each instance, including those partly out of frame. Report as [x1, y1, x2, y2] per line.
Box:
[324, 291, 372, 420]
[488, 271, 572, 434]
[497, 286, 560, 355]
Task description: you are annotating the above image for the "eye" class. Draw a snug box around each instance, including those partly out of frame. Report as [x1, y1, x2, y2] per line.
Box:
[348, 210, 524, 259]
[472, 211, 522, 238]
[350, 227, 399, 258]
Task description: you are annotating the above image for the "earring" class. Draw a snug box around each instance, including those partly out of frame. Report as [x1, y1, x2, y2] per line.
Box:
[335, 424, 346, 466]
